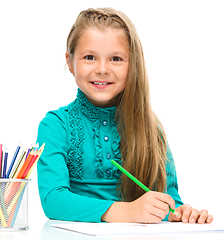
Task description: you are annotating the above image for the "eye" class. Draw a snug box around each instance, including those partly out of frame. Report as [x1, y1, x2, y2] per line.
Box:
[84, 55, 95, 60]
[111, 56, 122, 62]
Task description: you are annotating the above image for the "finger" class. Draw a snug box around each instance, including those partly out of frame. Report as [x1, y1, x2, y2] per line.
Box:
[147, 202, 169, 220]
[198, 209, 208, 224]
[154, 192, 176, 210]
[206, 214, 213, 223]
[182, 206, 192, 223]
[189, 209, 199, 224]
[154, 199, 170, 216]
[149, 207, 167, 221]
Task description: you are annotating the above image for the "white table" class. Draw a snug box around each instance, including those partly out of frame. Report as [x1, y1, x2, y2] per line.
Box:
[1, 218, 224, 240]
[0, 179, 223, 239]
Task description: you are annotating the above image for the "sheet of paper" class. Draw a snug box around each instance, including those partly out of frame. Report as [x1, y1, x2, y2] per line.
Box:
[51, 222, 224, 237]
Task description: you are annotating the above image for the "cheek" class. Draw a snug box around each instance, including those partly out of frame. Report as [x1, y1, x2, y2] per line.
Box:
[74, 62, 92, 79]
[74, 64, 85, 83]
[120, 64, 129, 82]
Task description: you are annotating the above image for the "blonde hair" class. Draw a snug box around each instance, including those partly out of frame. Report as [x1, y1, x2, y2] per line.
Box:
[66, 8, 167, 202]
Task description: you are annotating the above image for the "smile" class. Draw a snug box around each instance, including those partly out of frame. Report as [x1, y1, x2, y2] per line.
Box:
[93, 82, 111, 85]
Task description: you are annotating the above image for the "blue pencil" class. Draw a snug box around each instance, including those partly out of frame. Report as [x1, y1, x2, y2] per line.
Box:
[0, 142, 3, 178]
[6, 144, 21, 178]
[0, 150, 4, 178]
[2, 150, 8, 178]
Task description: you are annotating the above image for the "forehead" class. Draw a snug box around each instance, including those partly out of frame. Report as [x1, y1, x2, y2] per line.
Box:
[75, 27, 129, 54]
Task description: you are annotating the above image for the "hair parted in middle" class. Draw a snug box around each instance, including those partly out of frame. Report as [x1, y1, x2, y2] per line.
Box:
[66, 7, 168, 202]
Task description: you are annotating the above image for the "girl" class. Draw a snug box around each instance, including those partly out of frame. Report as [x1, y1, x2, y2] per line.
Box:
[37, 7, 213, 224]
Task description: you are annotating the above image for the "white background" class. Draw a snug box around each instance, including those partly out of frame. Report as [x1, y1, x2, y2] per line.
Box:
[0, 0, 223, 228]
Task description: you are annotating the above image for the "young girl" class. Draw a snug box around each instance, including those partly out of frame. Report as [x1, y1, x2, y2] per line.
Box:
[37, 7, 213, 224]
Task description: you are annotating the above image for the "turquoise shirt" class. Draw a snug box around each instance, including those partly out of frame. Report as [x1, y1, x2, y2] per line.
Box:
[37, 89, 183, 222]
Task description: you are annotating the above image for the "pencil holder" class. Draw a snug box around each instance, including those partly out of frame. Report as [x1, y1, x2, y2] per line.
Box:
[0, 179, 29, 231]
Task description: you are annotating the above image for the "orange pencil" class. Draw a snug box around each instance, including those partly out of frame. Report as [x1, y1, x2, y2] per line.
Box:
[21, 153, 39, 178]
[26, 143, 45, 178]
[16, 150, 34, 179]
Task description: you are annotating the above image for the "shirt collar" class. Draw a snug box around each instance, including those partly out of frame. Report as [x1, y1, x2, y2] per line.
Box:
[76, 88, 117, 122]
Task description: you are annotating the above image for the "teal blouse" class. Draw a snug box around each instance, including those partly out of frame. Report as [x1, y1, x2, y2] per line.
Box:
[37, 89, 183, 222]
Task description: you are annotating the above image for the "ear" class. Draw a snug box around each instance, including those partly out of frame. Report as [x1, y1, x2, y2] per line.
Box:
[65, 51, 75, 74]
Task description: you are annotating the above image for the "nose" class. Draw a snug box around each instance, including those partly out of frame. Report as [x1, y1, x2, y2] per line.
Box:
[95, 60, 110, 75]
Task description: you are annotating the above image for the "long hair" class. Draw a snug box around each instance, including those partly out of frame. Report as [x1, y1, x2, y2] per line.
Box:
[66, 8, 167, 202]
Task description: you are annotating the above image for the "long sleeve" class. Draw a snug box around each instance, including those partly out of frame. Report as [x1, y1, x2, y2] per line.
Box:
[163, 144, 183, 221]
[36, 110, 115, 222]
[37, 89, 183, 223]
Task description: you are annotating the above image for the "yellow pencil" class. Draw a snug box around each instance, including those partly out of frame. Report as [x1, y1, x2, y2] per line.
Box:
[0, 206, 7, 227]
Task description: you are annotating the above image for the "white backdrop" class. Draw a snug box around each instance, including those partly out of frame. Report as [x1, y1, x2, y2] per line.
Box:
[0, 0, 223, 228]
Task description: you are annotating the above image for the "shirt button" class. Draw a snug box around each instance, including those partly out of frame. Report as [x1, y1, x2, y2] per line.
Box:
[106, 170, 111, 177]
[102, 120, 108, 126]
[106, 153, 111, 159]
[104, 136, 109, 142]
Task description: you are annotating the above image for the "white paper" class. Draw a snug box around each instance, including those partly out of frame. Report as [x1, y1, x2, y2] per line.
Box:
[51, 222, 224, 237]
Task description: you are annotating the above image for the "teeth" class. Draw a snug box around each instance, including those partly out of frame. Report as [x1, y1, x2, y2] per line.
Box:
[93, 82, 108, 85]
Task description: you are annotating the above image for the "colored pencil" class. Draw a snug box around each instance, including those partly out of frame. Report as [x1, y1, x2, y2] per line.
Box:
[4, 144, 44, 204]
[1, 150, 4, 178]
[15, 150, 34, 179]
[4, 149, 31, 202]
[7, 143, 45, 210]
[21, 151, 38, 178]
[10, 148, 27, 179]
[7, 182, 25, 215]
[0, 205, 7, 227]
[0, 183, 9, 221]
[25, 147, 31, 161]
[0, 142, 45, 228]
[0, 141, 2, 178]
[13, 150, 27, 179]
[7, 199, 17, 227]
[6, 144, 21, 178]
[26, 143, 45, 178]
[4, 181, 21, 205]
[10, 186, 26, 227]
[21, 143, 44, 179]
[2, 150, 8, 178]
[111, 160, 178, 215]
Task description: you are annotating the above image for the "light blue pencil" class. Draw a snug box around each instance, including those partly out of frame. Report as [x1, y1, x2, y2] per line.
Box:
[10, 184, 27, 227]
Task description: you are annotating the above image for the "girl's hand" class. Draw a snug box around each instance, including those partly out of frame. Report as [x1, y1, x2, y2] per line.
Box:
[168, 204, 213, 224]
[102, 191, 176, 223]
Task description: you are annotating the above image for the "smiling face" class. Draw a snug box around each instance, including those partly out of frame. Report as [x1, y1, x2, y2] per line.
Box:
[66, 28, 129, 108]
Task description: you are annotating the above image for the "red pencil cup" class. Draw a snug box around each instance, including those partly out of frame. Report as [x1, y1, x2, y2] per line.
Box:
[0, 179, 30, 230]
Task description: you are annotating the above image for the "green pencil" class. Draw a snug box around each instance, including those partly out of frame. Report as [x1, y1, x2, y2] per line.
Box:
[111, 159, 178, 215]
